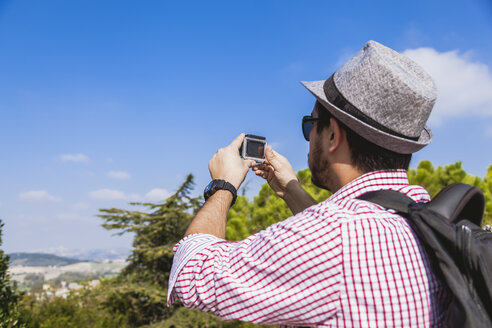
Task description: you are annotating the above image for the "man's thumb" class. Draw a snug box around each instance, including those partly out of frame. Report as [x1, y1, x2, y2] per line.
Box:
[265, 146, 278, 166]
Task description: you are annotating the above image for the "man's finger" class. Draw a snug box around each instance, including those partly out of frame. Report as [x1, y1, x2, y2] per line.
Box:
[255, 170, 268, 179]
[244, 159, 256, 169]
[253, 163, 268, 171]
[230, 133, 246, 149]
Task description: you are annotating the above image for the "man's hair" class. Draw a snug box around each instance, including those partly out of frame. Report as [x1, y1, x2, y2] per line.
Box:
[316, 102, 412, 172]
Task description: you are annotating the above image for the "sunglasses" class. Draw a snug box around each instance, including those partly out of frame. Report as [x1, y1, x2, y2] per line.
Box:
[302, 116, 319, 141]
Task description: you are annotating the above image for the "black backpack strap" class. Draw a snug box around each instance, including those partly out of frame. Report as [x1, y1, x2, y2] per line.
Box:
[425, 183, 484, 225]
[357, 183, 484, 226]
[357, 189, 415, 214]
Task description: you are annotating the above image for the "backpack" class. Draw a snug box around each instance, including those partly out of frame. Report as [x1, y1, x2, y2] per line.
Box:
[357, 183, 492, 328]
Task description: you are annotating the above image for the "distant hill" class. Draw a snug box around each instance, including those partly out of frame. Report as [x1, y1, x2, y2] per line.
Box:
[31, 247, 130, 262]
[8, 253, 88, 267]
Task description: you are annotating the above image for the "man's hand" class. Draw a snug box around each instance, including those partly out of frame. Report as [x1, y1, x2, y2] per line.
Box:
[184, 134, 255, 238]
[209, 133, 256, 190]
[252, 146, 316, 214]
[252, 146, 298, 198]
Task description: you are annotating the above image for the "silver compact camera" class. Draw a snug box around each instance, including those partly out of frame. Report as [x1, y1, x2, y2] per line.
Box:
[239, 134, 267, 163]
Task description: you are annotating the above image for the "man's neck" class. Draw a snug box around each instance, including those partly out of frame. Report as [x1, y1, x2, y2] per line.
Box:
[328, 162, 364, 193]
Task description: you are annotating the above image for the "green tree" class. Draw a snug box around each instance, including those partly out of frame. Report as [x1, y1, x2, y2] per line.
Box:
[0, 221, 25, 328]
[407, 161, 482, 196]
[19, 287, 126, 328]
[21, 274, 44, 293]
[408, 161, 490, 225]
[480, 165, 492, 225]
[97, 174, 201, 326]
[226, 195, 253, 241]
[296, 168, 332, 202]
[151, 307, 262, 328]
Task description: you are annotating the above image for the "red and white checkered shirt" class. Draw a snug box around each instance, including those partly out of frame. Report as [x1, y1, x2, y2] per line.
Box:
[168, 170, 449, 327]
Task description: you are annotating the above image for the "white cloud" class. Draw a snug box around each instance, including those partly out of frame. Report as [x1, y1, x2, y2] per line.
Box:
[19, 190, 61, 202]
[89, 187, 172, 202]
[60, 153, 90, 163]
[108, 170, 131, 180]
[403, 48, 492, 125]
[144, 188, 171, 202]
[89, 189, 141, 201]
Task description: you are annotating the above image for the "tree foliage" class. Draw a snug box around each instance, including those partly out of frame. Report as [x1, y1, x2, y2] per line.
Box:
[0, 221, 25, 328]
[96, 174, 203, 326]
[408, 161, 492, 225]
[482, 165, 492, 225]
[19, 288, 126, 328]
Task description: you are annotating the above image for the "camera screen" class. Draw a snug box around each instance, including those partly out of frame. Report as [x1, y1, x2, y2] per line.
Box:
[246, 140, 265, 159]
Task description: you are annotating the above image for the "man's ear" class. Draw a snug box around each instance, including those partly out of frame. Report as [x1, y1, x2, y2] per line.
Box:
[327, 117, 345, 152]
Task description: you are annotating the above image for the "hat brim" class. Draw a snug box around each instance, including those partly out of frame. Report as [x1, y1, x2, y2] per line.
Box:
[301, 80, 432, 154]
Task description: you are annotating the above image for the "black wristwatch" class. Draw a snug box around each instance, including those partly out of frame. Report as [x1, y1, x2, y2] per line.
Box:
[203, 179, 237, 206]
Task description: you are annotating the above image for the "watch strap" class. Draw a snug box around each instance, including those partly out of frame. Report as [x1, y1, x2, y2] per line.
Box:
[204, 179, 237, 206]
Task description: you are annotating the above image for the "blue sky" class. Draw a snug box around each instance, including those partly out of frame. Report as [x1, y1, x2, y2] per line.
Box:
[1, 0, 491, 254]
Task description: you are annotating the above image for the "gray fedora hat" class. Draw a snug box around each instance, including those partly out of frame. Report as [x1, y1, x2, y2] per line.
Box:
[302, 40, 436, 154]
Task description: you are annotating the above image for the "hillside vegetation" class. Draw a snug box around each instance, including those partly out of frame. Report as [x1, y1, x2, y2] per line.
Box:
[9, 253, 86, 267]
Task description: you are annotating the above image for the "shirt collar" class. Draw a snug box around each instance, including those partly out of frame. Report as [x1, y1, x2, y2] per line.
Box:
[328, 170, 410, 203]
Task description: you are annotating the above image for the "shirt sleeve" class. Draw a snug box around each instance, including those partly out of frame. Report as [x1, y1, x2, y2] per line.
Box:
[167, 208, 343, 326]
[167, 233, 223, 306]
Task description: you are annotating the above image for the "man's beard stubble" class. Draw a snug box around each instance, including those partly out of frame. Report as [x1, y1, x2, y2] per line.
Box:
[308, 134, 332, 192]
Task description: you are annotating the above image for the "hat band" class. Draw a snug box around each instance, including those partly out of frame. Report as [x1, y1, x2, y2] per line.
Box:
[323, 75, 419, 141]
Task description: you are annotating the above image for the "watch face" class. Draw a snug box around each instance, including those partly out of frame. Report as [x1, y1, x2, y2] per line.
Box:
[203, 179, 237, 205]
[204, 181, 214, 193]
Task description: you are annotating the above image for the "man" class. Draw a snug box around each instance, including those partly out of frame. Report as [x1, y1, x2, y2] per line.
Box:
[167, 41, 449, 327]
